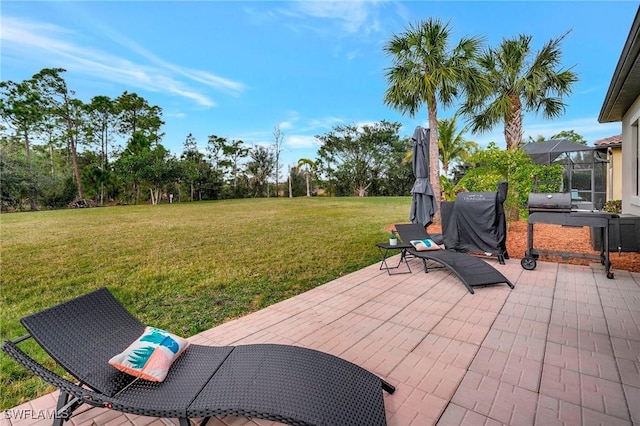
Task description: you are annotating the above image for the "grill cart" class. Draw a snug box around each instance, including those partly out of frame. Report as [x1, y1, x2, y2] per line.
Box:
[521, 193, 618, 279]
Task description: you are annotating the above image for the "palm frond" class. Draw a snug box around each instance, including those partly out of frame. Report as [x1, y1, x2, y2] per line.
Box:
[127, 346, 155, 369]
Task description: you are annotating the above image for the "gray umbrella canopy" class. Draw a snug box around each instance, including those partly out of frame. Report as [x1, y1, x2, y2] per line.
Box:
[409, 126, 437, 227]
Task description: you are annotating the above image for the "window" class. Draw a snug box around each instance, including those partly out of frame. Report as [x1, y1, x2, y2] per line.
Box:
[571, 168, 593, 209]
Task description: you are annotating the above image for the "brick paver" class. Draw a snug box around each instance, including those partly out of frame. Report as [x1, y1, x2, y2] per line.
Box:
[534, 395, 582, 426]
[2, 255, 639, 426]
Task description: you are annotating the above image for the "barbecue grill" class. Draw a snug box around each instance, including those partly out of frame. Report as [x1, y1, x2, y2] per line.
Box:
[522, 192, 618, 279]
[527, 192, 572, 212]
[442, 181, 509, 264]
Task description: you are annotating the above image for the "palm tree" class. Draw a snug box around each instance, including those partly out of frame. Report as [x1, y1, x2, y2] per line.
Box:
[297, 158, 315, 197]
[461, 32, 578, 150]
[383, 18, 485, 212]
[438, 114, 478, 176]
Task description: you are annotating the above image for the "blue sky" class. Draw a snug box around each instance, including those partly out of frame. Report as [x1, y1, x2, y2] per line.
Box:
[1, 1, 637, 169]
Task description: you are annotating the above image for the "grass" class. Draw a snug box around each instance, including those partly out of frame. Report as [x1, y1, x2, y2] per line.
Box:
[0, 196, 411, 410]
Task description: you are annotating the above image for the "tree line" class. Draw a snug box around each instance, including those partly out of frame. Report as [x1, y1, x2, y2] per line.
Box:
[0, 68, 418, 210]
[0, 68, 285, 210]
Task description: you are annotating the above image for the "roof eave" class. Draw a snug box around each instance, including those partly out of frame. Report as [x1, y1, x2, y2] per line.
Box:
[599, 6, 640, 123]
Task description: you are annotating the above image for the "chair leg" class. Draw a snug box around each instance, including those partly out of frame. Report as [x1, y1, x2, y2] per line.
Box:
[381, 378, 396, 394]
[53, 391, 68, 426]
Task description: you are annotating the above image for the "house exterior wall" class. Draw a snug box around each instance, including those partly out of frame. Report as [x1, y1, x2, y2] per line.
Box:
[610, 146, 623, 201]
[622, 94, 640, 216]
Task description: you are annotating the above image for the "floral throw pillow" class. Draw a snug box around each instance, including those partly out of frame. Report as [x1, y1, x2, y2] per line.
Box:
[108, 326, 190, 382]
[410, 239, 440, 251]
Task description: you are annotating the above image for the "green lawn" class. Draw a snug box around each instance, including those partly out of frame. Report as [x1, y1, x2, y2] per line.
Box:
[0, 196, 411, 410]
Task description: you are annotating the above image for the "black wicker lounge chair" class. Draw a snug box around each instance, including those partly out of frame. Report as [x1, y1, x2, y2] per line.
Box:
[394, 223, 514, 294]
[2, 287, 395, 426]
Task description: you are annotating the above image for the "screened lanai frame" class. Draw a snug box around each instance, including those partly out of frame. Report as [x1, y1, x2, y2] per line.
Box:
[523, 139, 608, 211]
[561, 149, 608, 210]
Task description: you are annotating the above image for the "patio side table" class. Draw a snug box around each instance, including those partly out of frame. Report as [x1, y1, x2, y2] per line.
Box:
[376, 242, 412, 275]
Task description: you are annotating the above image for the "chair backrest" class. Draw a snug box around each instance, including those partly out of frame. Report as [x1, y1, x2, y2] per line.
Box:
[394, 223, 430, 243]
[20, 287, 145, 396]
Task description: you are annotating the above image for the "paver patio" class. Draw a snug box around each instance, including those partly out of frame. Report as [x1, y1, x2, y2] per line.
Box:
[2, 254, 639, 426]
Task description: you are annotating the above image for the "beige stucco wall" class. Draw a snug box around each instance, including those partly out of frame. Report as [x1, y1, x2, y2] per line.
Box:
[622, 94, 640, 216]
[610, 146, 623, 201]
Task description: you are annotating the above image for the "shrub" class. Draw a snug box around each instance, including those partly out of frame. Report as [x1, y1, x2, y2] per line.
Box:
[456, 142, 563, 219]
[604, 200, 622, 214]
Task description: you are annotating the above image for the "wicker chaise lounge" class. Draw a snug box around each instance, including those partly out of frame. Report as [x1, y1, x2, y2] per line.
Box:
[2, 288, 395, 426]
[394, 223, 514, 294]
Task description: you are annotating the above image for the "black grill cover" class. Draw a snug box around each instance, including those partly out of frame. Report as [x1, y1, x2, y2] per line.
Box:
[442, 182, 508, 256]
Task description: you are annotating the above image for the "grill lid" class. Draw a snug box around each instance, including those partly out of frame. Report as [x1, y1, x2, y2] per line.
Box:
[528, 193, 572, 212]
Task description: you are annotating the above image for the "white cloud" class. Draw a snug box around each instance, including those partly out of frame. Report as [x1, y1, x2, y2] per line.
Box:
[280, 0, 385, 37]
[286, 135, 320, 149]
[306, 116, 345, 130]
[95, 25, 246, 96]
[0, 16, 245, 107]
[277, 110, 301, 131]
[279, 121, 296, 131]
[293, 1, 371, 33]
[185, 70, 246, 96]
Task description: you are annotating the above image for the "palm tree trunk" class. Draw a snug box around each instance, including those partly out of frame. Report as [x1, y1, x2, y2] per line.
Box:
[505, 96, 523, 150]
[428, 100, 442, 223]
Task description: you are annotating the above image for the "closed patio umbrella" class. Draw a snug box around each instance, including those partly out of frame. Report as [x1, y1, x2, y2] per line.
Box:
[410, 126, 437, 227]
